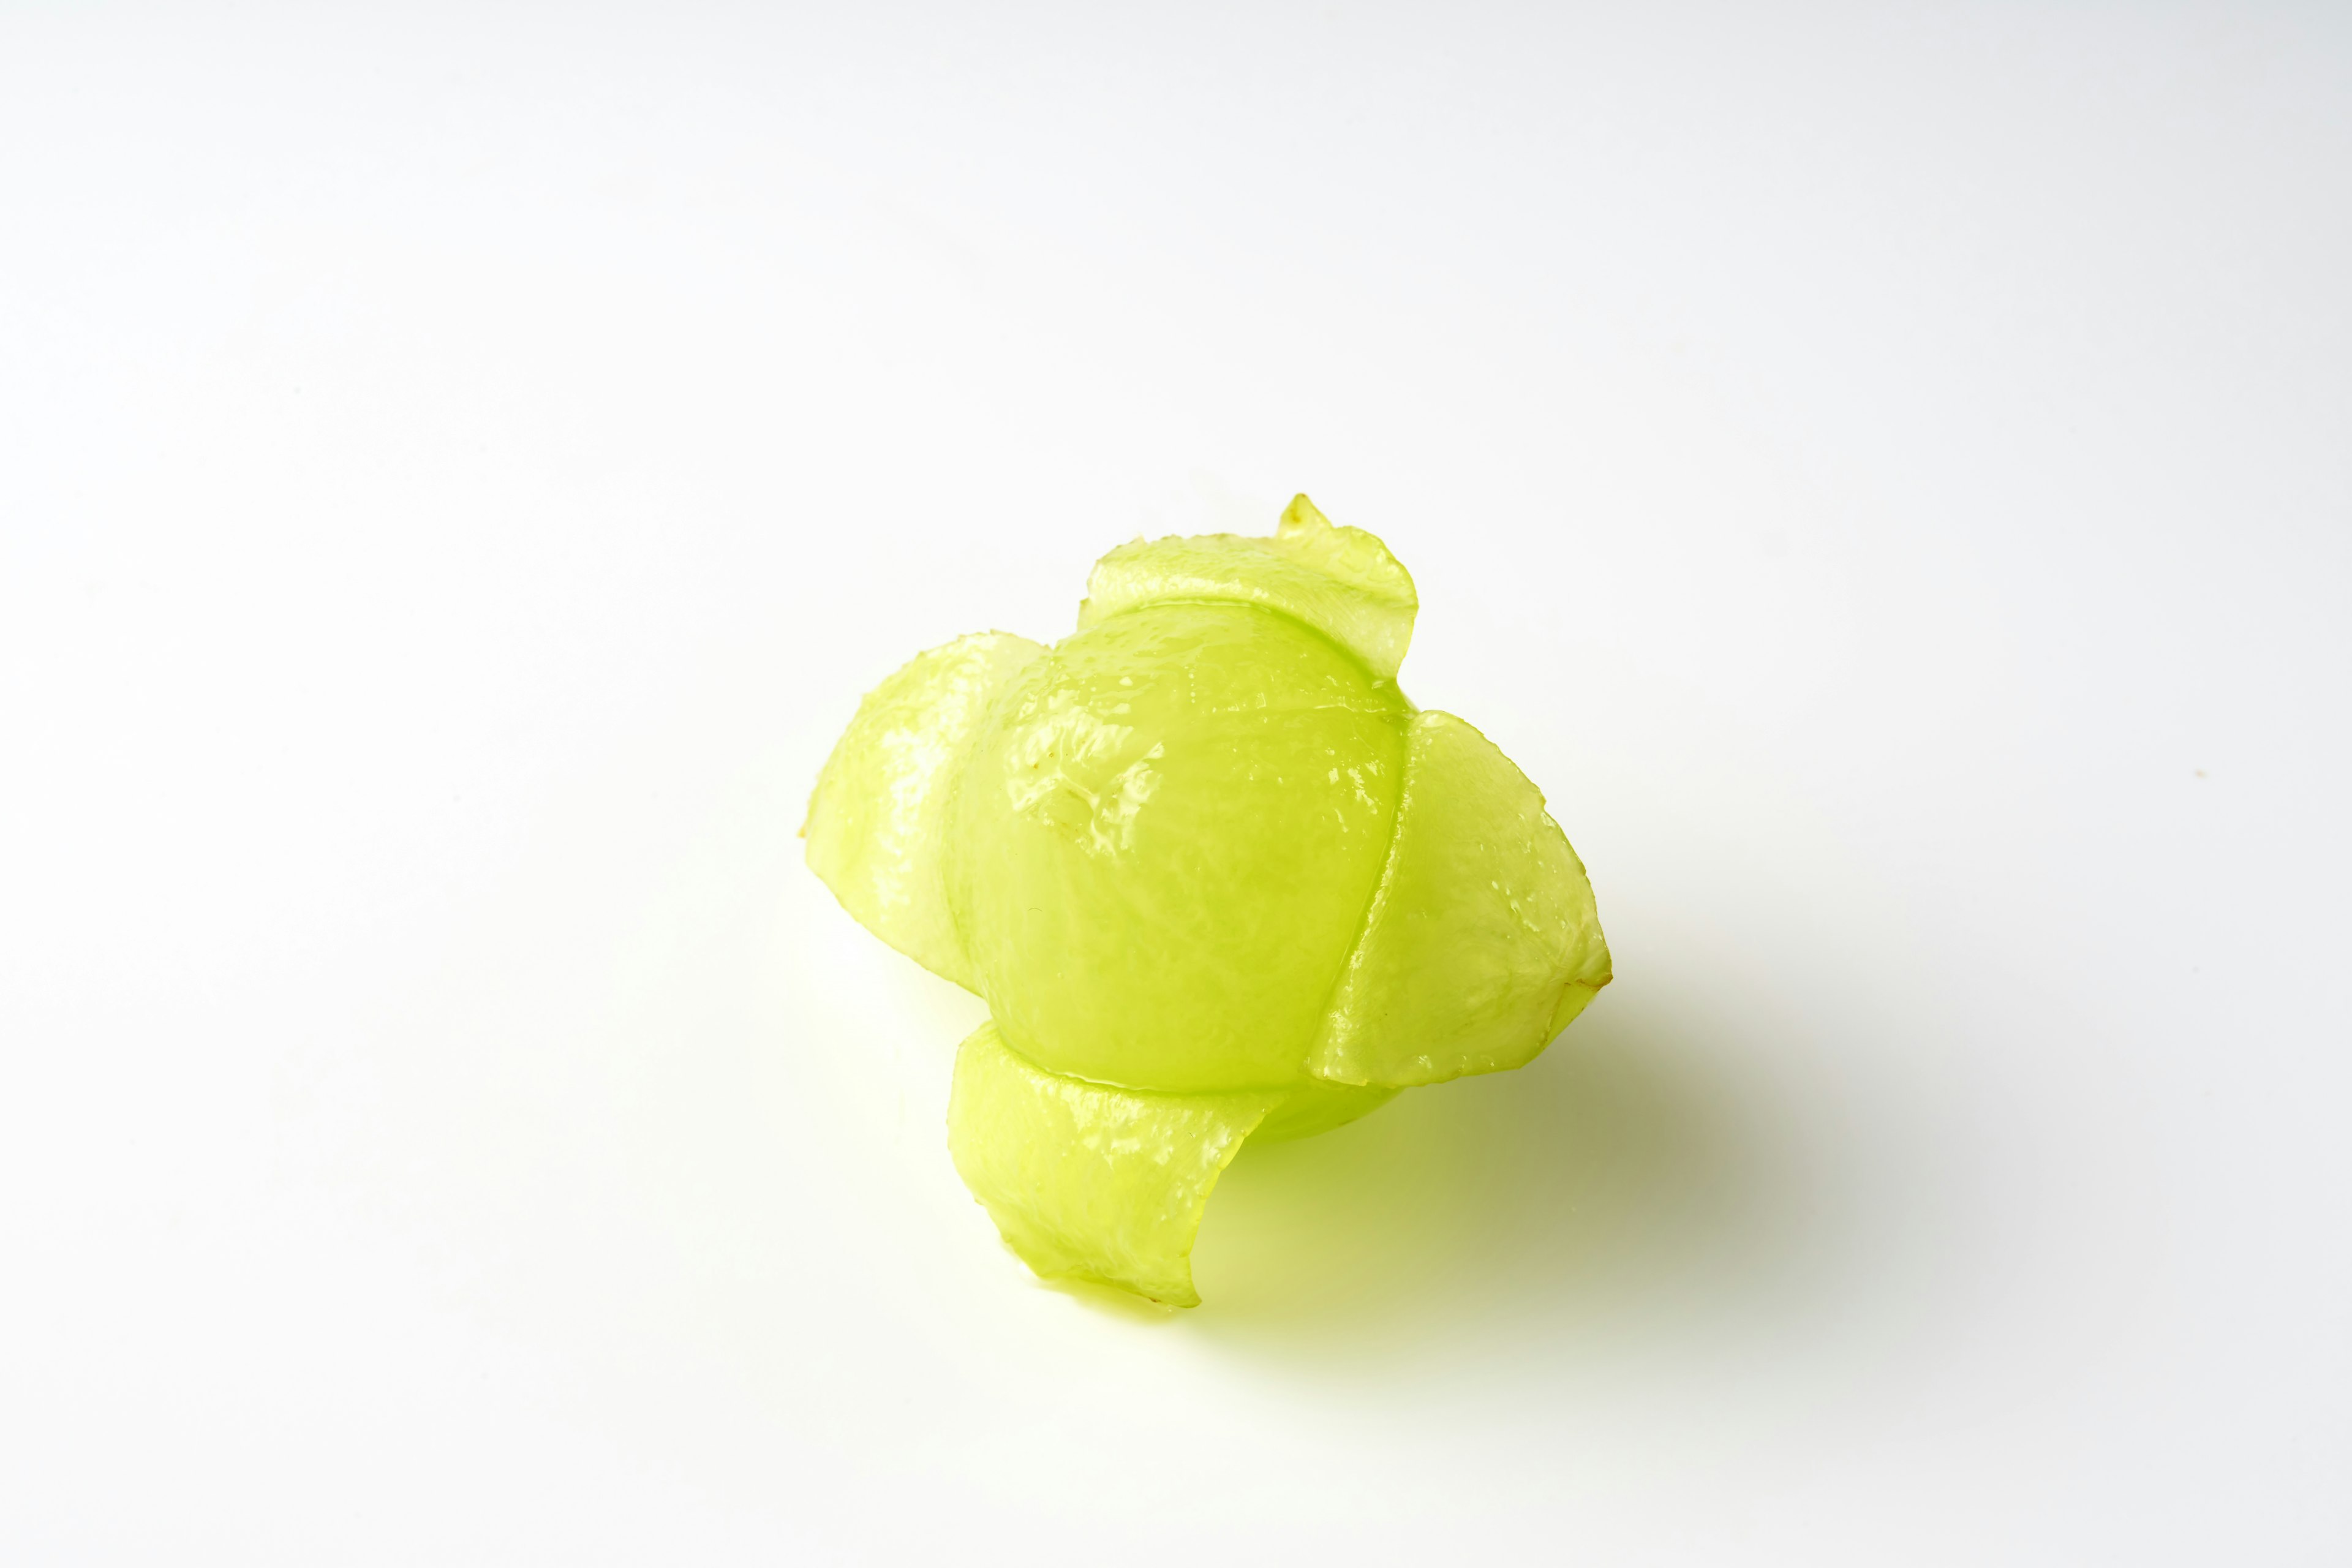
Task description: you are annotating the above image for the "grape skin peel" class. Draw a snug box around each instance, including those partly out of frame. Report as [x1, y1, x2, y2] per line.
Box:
[805, 497, 1610, 1306]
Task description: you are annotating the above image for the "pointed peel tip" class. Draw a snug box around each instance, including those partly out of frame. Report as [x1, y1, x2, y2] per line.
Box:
[1280, 492, 1332, 534]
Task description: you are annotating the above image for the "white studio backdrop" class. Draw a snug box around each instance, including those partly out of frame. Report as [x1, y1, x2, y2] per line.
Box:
[2, 3, 2346, 1562]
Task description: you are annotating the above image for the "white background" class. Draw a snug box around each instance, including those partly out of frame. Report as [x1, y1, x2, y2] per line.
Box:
[4, 3, 2348, 1562]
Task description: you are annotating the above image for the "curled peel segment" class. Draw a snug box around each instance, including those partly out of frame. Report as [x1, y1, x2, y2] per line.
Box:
[948, 1021, 1284, 1307]
[1308, 710, 1612, 1088]
[802, 631, 1046, 990]
[1076, 494, 1419, 679]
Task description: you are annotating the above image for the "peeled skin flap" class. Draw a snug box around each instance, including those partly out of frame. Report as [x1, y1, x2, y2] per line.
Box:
[802, 631, 1045, 991]
[1308, 711, 1612, 1088]
[1076, 494, 1419, 679]
[949, 1021, 1286, 1306]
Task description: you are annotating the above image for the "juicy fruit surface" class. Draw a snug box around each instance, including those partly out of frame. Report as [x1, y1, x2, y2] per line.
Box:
[1308, 710, 1611, 1087]
[948, 599, 1407, 1092]
[802, 631, 1046, 990]
[948, 1020, 1281, 1307]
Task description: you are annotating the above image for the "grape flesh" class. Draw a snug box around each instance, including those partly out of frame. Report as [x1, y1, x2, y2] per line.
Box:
[948, 599, 1406, 1093]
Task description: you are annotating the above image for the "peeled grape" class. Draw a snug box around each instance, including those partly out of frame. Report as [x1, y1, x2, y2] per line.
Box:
[805, 498, 1610, 1305]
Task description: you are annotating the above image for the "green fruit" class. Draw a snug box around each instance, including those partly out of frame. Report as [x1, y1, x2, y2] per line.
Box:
[806, 497, 1610, 1305]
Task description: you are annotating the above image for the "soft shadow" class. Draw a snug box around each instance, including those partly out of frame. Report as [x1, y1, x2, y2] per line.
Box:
[1183, 991, 1795, 1377]
[1031, 1272, 1185, 1325]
